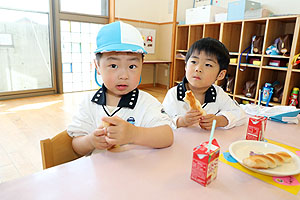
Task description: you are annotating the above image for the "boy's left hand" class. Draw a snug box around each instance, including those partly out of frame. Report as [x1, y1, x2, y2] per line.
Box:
[101, 116, 136, 145]
[199, 114, 218, 130]
[199, 114, 228, 130]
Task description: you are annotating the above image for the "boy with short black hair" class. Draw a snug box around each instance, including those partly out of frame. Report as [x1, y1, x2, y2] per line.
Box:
[163, 37, 246, 130]
[68, 21, 173, 155]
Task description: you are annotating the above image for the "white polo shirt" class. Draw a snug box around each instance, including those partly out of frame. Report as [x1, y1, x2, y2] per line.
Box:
[68, 85, 172, 138]
[162, 77, 246, 129]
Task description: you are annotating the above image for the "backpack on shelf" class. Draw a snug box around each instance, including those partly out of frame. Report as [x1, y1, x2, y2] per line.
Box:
[266, 34, 293, 56]
[226, 75, 235, 94]
[251, 35, 263, 54]
[242, 80, 257, 98]
[272, 82, 284, 103]
[277, 34, 293, 56]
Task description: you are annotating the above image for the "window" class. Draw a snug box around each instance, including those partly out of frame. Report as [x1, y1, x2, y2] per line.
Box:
[60, 20, 103, 92]
[0, 8, 52, 92]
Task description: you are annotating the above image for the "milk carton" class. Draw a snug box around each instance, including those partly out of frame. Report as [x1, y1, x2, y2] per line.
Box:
[191, 138, 220, 187]
[246, 116, 267, 141]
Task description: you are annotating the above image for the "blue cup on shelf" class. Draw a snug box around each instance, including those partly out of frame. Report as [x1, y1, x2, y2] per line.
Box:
[261, 83, 273, 106]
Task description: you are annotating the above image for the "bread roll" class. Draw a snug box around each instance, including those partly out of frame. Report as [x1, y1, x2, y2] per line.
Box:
[183, 90, 206, 116]
[102, 121, 110, 128]
[242, 151, 292, 169]
[276, 151, 293, 163]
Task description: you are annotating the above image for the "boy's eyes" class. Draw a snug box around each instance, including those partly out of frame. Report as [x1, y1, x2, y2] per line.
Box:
[108, 64, 137, 69]
[129, 65, 137, 69]
[205, 63, 213, 67]
[110, 64, 118, 68]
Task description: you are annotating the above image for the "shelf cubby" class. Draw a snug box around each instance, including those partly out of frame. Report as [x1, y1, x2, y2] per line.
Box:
[264, 17, 297, 56]
[189, 25, 203, 48]
[235, 67, 259, 98]
[258, 68, 287, 105]
[221, 22, 242, 53]
[176, 26, 189, 50]
[286, 72, 300, 107]
[203, 24, 220, 40]
[240, 20, 267, 54]
[173, 59, 185, 84]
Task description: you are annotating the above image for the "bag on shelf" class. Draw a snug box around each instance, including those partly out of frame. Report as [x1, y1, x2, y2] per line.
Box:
[266, 34, 293, 56]
[272, 82, 284, 103]
[277, 34, 293, 56]
[251, 35, 263, 54]
[243, 80, 257, 98]
[226, 75, 235, 94]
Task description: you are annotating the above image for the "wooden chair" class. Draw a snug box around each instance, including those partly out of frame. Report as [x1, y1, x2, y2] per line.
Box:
[40, 130, 82, 169]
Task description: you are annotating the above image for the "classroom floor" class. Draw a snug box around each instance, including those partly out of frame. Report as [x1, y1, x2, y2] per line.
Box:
[0, 86, 167, 183]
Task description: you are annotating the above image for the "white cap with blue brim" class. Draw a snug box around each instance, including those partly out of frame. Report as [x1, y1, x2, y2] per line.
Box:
[94, 21, 147, 54]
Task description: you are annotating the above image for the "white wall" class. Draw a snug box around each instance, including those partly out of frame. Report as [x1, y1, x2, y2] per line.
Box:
[177, 0, 300, 22]
[115, 0, 173, 22]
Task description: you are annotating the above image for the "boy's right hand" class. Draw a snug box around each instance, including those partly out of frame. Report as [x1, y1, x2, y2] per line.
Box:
[177, 109, 202, 127]
[89, 126, 114, 150]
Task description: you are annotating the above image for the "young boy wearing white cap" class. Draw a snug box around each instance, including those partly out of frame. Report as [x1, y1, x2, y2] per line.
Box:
[67, 21, 173, 155]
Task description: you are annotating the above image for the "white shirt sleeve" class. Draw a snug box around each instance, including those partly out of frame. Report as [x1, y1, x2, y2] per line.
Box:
[162, 88, 181, 129]
[67, 94, 97, 137]
[215, 88, 247, 129]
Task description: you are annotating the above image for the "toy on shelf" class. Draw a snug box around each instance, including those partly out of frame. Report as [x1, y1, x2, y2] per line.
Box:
[289, 87, 299, 107]
[291, 53, 300, 68]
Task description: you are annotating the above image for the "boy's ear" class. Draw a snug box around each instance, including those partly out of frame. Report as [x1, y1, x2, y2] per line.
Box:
[216, 69, 226, 81]
[94, 59, 101, 75]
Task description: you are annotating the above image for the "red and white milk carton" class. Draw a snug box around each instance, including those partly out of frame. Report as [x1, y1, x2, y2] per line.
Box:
[246, 116, 267, 141]
[191, 138, 220, 187]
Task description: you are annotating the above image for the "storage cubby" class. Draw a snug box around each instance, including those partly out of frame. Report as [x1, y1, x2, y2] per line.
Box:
[239, 55, 262, 68]
[258, 69, 287, 105]
[217, 65, 237, 95]
[189, 25, 203, 48]
[262, 56, 289, 69]
[203, 24, 220, 40]
[285, 72, 300, 107]
[264, 17, 297, 56]
[173, 59, 186, 84]
[221, 22, 242, 53]
[235, 67, 259, 101]
[240, 20, 266, 54]
[176, 26, 189, 50]
[172, 16, 300, 106]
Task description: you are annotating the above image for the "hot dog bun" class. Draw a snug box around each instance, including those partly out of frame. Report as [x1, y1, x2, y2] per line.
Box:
[183, 90, 206, 116]
[243, 151, 292, 169]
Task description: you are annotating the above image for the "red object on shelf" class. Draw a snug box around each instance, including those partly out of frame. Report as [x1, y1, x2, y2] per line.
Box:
[249, 58, 259, 64]
[268, 59, 287, 67]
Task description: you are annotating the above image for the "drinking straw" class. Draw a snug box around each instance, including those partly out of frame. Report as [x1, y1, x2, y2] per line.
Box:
[258, 89, 261, 107]
[207, 120, 216, 153]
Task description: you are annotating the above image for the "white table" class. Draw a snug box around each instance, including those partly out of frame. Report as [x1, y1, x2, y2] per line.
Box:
[1, 118, 300, 200]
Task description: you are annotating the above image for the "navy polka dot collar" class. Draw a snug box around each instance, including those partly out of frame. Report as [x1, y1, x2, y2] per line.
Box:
[176, 76, 217, 103]
[91, 85, 139, 109]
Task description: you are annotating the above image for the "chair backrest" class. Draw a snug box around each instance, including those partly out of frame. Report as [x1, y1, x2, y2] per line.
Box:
[40, 130, 82, 169]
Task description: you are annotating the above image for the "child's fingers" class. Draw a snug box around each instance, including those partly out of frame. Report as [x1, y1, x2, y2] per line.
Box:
[105, 136, 118, 145]
[101, 116, 122, 126]
[93, 128, 106, 137]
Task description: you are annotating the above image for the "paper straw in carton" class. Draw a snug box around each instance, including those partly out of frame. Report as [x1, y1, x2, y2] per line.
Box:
[206, 120, 216, 153]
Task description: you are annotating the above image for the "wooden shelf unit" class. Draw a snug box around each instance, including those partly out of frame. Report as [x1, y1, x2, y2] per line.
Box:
[172, 15, 300, 106]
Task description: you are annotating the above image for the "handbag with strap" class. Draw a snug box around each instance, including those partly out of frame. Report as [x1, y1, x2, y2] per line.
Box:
[242, 80, 257, 98]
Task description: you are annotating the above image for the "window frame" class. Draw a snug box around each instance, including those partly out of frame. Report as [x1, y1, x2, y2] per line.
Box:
[0, 0, 110, 100]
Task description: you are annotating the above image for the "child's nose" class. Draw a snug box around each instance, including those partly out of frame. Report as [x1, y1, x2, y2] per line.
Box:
[195, 64, 202, 72]
[118, 69, 129, 80]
